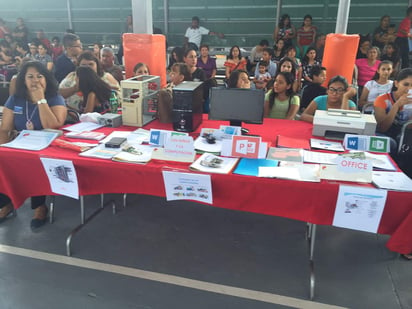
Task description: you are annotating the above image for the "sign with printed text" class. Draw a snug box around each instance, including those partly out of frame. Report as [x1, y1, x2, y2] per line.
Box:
[164, 135, 195, 157]
[335, 156, 373, 174]
[149, 129, 188, 147]
[162, 171, 213, 204]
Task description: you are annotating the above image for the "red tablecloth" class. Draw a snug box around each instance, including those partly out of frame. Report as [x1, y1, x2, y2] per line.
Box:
[0, 116, 411, 254]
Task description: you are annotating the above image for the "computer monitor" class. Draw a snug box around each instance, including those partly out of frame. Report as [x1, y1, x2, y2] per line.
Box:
[208, 87, 265, 128]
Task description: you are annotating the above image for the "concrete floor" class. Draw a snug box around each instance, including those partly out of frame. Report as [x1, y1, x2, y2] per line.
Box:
[0, 194, 411, 309]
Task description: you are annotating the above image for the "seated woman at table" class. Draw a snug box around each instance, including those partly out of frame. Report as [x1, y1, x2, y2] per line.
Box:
[264, 72, 300, 120]
[0, 61, 67, 228]
[300, 75, 357, 123]
[227, 69, 251, 89]
[76, 66, 112, 113]
[59, 51, 119, 113]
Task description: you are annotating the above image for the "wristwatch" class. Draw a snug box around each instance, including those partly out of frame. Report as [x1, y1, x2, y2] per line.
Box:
[37, 99, 47, 105]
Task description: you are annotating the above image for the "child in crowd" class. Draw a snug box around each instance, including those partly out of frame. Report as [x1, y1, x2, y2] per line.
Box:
[300, 65, 327, 111]
[358, 60, 393, 113]
[157, 63, 192, 123]
[254, 61, 271, 89]
[301, 47, 320, 87]
[384, 24, 397, 44]
[264, 72, 300, 120]
[133, 62, 150, 76]
[76, 66, 112, 113]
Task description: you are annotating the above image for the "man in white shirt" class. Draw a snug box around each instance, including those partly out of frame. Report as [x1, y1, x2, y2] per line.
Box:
[184, 16, 224, 50]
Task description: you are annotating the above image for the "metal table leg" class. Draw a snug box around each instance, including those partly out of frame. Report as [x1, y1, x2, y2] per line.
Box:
[307, 223, 317, 300]
[66, 197, 115, 256]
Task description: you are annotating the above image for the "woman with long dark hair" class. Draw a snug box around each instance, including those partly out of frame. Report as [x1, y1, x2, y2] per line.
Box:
[264, 72, 300, 119]
[76, 66, 112, 113]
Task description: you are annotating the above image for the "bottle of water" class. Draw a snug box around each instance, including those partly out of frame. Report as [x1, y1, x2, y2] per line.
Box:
[109, 91, 118, 113]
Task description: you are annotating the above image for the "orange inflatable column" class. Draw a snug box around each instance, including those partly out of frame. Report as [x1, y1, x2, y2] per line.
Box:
[321, 34, 359, 87]
[123, 33, 167, 87]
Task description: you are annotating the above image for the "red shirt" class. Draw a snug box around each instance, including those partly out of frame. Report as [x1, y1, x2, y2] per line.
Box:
[397, 16, 411, 38]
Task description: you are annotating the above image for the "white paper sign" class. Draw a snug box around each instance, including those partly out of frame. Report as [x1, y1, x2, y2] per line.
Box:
[162, 171, 212, 204]
[164, 135, 195, 157]
[332, 185, 387, 233]
[40, 158, 79, 199]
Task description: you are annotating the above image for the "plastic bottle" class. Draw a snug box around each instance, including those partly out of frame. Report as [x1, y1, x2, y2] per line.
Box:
[109, 91, 118, 113]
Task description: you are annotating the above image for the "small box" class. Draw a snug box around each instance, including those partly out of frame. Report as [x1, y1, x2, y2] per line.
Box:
[97, 113, 123, 127]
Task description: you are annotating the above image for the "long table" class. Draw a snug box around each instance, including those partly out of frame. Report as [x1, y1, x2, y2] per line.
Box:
[0, 117, 411, 257]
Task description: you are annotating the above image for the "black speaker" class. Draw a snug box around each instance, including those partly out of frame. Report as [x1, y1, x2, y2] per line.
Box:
[172, 81, 203, 132]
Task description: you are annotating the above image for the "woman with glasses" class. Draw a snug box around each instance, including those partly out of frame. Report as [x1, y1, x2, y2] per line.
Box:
[300, 75, 357, 123]
[0, 61, 66, 228]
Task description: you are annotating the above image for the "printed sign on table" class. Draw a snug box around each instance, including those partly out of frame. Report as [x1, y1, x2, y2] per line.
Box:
[40, 158, 79, 199]
[162, 171, 213, 204]
[332, 185, 387, 233]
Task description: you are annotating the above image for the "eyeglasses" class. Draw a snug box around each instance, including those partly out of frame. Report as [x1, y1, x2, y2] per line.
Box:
[328, 87, 345, 94]
[70, 45, 82, 49]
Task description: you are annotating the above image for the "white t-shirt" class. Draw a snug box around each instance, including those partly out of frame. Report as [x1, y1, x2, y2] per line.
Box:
[365, 80, 393, 103]
[185, 26, 209, 48]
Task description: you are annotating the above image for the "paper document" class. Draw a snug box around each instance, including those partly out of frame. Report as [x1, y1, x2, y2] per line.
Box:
[259, 164, 320, 182]
[1, 130, 58, 151]
[332, 185, 387, 233]
[40, 158, 79, 199]
[63, 122, 103, 132]
[310, 138, 344, 152]
[372, 171, 412, 192]
[162, 171, 213, 204]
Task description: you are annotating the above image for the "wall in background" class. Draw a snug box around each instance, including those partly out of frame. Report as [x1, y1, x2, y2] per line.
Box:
[1, 1, 409, 48]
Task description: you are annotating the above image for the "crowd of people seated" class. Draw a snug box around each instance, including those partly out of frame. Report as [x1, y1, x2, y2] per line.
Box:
[0, 11, 411, 260]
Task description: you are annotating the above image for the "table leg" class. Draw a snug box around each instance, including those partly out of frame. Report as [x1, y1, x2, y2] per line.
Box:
[307, 223, 317, 300]
[49, 196, 55, 224]
[123, 193, 127, 208]
[66, 197, 115, 256]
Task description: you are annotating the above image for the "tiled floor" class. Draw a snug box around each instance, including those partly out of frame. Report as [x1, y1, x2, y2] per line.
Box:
[0, 194, 410, 309]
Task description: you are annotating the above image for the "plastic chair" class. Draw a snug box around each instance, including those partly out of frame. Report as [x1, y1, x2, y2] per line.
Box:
[361, 102, 375, 114]
[397, 120, 412, 154]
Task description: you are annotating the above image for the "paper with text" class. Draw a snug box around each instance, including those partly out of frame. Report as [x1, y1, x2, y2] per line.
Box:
[162, 171, 212, 204]
[332, 185, 387, 233]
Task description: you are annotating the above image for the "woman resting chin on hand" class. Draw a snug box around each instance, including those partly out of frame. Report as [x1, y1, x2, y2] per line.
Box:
[300, 75, 357, 123]
[0, 61, 67, 229]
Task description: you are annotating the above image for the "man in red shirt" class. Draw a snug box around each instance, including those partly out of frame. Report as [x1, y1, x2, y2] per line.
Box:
[396, 6, 412, 69]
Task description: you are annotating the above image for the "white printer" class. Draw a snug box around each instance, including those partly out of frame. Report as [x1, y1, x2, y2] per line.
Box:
[312, 109, 377, 140]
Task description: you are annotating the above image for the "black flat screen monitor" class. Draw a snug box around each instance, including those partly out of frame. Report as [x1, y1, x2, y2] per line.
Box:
[208, 87, 265, 127]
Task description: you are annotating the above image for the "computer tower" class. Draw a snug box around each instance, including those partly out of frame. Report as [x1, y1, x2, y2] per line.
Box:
[172, 81, 203, 132]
